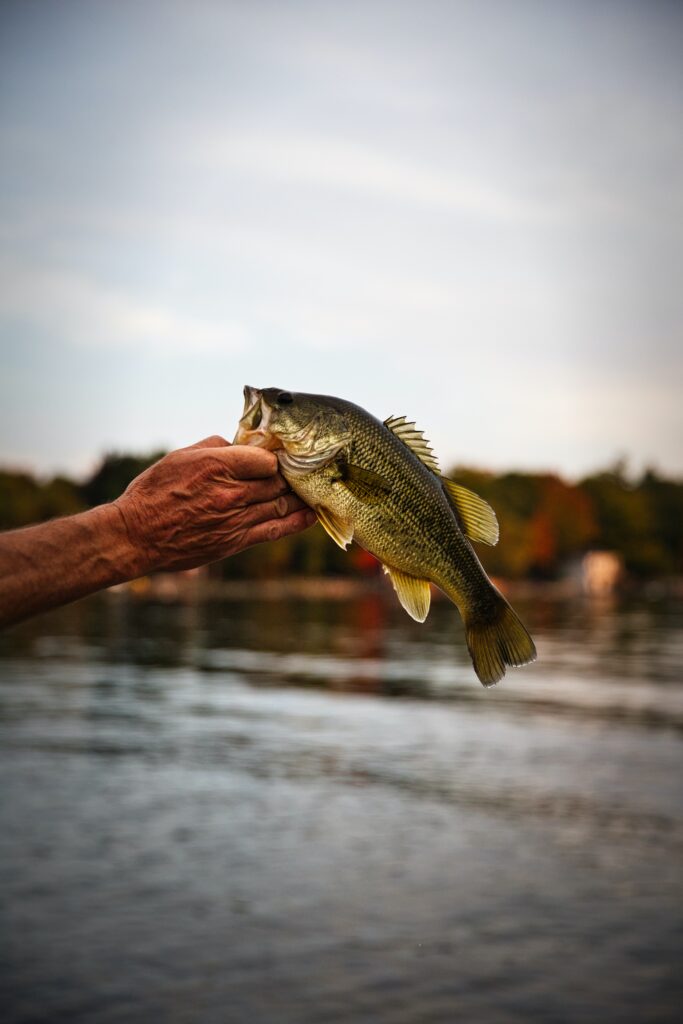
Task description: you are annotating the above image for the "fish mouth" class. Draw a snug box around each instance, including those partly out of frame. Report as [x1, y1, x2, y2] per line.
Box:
[233, 385, 281, 450]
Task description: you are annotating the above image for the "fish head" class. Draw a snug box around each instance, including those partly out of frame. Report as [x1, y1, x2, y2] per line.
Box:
[233, 386, 351, 470]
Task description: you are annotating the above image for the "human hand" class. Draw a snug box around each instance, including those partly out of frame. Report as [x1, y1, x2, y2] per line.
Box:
[113, 435, 316, 573]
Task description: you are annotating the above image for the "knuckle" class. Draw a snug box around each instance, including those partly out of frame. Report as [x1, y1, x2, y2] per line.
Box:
[267, 522, 281, 542]
[225, 483, 245, 505]
[201, 454, 231, 481]
[190, 434, 227, 450]
[229, 507, 249, 528]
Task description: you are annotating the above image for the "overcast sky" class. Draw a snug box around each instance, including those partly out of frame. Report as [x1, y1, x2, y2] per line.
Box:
[1, 0, 681, 480]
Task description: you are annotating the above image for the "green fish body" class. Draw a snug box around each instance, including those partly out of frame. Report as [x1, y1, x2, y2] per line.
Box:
[234, 387, 536, 686]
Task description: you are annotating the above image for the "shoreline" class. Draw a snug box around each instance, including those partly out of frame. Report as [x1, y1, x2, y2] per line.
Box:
[109, 573, 683, 603]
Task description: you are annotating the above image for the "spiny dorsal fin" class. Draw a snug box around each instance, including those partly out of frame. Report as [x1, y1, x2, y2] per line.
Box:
[384, 415, 441, 474]
[441, 478, 499, 546]
[316, 506, 353, 550]
[382, 564, 431, 622]
[384, 414, 498, 546]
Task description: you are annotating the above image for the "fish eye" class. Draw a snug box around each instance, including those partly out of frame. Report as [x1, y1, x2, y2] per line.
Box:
[277, 391, 293, 404]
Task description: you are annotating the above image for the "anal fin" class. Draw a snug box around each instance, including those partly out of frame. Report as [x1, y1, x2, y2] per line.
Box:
[383, 565, 431, 622]
[316, 506, 353, 550]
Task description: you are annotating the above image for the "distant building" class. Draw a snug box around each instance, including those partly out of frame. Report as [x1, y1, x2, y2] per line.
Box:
[581, 550, 623, 596]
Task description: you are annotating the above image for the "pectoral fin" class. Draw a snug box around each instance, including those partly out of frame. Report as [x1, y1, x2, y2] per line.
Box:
[441, 479, 499, 546]
[383, 565, 431, 622]
[335, 462, 391, 504]
[316, 506, 354, 550]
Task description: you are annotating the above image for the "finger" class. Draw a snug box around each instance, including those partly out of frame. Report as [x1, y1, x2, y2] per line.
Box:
[213, 444, 279, 479]
[238, 475, 292, 505]
[186, 435, 230, 450]
[243, 492, 308, 527]
[242, 507, 318, 548]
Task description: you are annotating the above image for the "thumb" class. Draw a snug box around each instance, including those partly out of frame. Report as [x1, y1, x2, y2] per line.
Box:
[185, 435, 231, 450]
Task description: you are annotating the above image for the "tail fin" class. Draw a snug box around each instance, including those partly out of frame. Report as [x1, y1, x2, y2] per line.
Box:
[464, 593, 536, 687]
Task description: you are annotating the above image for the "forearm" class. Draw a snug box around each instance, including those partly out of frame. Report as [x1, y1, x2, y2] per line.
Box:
[0, 504, 146, 629]
[0, 439, 315, 629]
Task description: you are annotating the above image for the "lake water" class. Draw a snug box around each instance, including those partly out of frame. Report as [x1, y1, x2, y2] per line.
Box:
[1, 590, 682, 1023]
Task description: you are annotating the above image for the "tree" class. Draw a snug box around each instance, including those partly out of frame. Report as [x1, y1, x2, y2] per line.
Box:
[81, 451, 167, 507]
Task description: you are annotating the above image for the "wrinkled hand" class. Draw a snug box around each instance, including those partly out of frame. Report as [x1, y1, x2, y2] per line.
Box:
[113, 435, 316, 573]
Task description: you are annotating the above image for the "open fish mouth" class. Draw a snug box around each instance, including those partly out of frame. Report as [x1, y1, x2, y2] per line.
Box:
[233, 386, 281, 449]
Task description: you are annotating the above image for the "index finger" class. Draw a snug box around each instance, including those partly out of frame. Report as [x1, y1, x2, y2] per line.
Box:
[212, 444, 280, 479]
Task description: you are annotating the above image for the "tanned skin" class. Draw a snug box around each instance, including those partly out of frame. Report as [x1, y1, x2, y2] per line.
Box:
[0, 435, 316, 629]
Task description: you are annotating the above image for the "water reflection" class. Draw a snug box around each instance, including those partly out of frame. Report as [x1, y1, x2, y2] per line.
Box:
[1, 592, 682, 1022]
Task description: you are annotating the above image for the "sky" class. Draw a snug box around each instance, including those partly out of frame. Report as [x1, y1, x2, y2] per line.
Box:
[1, 0, 682, 480]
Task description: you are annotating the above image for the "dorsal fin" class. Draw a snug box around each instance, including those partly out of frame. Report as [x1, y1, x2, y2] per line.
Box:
[383, 413, 498, 546]
[441, 478, 499, 546]
[384, 415, 441, 474]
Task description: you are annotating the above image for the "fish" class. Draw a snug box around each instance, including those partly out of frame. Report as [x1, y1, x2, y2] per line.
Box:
[234, 386, 536, 686]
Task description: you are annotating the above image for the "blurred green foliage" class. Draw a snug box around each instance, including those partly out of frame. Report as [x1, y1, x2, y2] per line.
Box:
[0, 471, 85, 529]
[81, 451, 166, 508]
[0, 452, 681, 580]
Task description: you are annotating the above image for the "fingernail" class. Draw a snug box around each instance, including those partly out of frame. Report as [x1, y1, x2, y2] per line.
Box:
[305, 510, 317, 526]
[276, 496, 288, 516]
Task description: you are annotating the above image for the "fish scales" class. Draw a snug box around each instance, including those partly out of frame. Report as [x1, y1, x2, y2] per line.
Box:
[298, 402, 483, 608]
[234, 387, 536, 686]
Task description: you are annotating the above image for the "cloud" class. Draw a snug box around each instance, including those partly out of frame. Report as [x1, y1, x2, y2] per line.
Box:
[191, 132, 553, 224]
[0, 0, 680, 476]
[0, 261, 246, 354]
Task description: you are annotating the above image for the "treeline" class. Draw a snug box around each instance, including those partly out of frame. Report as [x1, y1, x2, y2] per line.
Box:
[1, 453, 681, 580]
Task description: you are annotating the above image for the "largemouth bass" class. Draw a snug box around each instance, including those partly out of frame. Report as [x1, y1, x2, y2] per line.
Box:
[234, 386, 536, 686]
